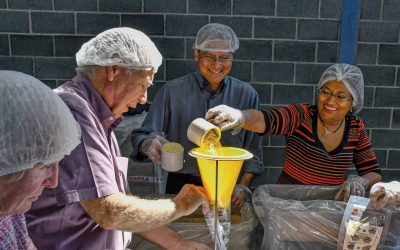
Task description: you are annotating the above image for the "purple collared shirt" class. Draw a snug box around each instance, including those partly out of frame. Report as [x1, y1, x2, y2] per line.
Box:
[26, 74, 131, 250]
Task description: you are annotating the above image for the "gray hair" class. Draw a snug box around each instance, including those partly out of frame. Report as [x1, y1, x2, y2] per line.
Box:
[75, 65, 142, 81]
[75, 65, 99, 81]
[6, 170, 26, 184]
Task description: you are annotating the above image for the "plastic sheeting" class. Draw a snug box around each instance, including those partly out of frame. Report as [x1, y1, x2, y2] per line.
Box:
[129, 202, 258, 249]
[252, 185, 400, 250]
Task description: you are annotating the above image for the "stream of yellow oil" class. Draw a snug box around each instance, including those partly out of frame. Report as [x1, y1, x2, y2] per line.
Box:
[200, 130, 222, 154]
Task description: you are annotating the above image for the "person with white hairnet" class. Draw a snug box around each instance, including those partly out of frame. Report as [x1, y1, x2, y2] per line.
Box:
[25, 28, 210, 250]
[131, 23, 263, 207]
[0, 71, 81, 249]
[206, 63, 382, 201]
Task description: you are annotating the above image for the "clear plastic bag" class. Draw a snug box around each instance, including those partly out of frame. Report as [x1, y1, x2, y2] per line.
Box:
[253, 185, 345, 250]
[337, 196, 399, 250]
[252, 185, 400, 250]
[129, 200, 258, 249]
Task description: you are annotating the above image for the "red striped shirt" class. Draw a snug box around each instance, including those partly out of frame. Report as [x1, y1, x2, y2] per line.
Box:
[261, 103, 381, 185]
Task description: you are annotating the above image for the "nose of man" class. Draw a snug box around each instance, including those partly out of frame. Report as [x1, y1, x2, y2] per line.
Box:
[211, 59, 224, 68]
[138, 91, 148, 105]
[43, 164, 59, 189]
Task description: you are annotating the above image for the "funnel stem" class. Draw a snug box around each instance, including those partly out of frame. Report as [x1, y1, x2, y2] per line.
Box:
[214, 160, 218, 250]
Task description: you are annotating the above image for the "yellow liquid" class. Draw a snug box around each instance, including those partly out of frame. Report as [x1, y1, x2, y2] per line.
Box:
[201, 130, 222, 154]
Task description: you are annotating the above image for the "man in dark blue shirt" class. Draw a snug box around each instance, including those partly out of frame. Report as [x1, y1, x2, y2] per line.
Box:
[131, 23, 263, 207]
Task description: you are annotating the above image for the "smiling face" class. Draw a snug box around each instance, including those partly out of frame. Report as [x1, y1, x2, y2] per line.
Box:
[0, 162, 59, 216]
[194, 49, 233, 91]
[104, 68, 154, 118]
[317, 80, 353, 125]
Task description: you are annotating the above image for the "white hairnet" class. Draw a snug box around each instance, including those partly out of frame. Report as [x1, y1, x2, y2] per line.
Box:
[317, 63, 364, 114]
[194, 23, 239, 53]
[76, 27, 162, 72]
[0, 71, 81, 176]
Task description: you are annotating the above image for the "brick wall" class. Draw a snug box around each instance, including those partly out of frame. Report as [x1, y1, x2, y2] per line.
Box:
[0, 0, 399, 185]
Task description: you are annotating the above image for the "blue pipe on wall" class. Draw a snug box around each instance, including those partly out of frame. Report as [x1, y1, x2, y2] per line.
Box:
[338, 0, 360, 65]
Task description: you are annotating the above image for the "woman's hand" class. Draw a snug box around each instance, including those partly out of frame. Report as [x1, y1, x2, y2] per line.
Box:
[205, 105, 245, 131]
[335, 175, 369, 201]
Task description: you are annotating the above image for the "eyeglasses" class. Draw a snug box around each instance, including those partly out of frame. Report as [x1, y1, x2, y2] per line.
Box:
[200, 54, 233, 65]
[319, 89, 352, 102]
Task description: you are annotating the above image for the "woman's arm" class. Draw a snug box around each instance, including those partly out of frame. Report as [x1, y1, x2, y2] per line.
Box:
[242, 109, 266, 133]
[362, 172, 382, 188]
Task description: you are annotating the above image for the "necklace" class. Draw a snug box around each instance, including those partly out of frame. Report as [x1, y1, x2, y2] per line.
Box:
[320, 118, 344, 136]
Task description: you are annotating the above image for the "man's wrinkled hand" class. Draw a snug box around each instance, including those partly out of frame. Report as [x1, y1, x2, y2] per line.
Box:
[173, 184, 210, 219]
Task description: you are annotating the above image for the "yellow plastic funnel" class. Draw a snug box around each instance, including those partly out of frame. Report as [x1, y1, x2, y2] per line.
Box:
[189, 147, 253, 208]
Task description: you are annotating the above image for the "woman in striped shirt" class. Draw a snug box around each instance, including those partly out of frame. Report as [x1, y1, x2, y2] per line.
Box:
[206, 63, 382, 201]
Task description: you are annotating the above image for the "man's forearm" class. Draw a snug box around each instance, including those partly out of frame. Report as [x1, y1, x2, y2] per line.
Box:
[137, 226, 182, 249]
[239, 172, 255, 187]
[80, 185, 207, 233]
[80, 193, 179, 232]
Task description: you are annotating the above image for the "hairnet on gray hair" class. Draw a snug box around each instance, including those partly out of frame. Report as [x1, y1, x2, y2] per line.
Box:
[317, 63, 364, 114]
[194, 23, 239, 53]
[0, 71, 81, 176]
[76, 27, 162, 72]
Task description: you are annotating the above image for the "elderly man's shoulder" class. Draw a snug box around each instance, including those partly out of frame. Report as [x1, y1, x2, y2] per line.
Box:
[54, 85, 91, 113]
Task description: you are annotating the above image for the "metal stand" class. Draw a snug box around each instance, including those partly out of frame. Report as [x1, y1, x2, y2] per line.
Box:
[153, 164, 167, 195]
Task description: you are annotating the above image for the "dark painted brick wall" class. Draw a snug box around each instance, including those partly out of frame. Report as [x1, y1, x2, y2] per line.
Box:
[0, 35, 9, 55]
[0, 0, 399, 186]
[9, 0, 52, 10]
[32, 12, 75, 34]
[255, 18, 296, 39]
[11, 35, 53, 56]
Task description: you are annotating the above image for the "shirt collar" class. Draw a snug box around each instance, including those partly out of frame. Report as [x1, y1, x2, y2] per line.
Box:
[194, 71, 227, 94]
[72, 74, 121, 130]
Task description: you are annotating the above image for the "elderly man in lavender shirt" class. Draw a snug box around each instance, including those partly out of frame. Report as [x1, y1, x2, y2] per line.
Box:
[26, 28, 210, 250]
